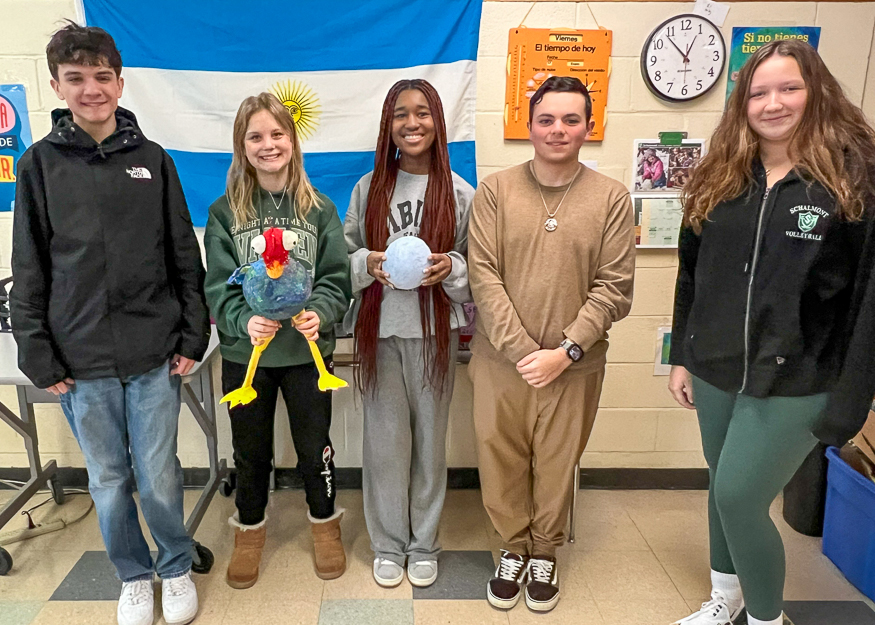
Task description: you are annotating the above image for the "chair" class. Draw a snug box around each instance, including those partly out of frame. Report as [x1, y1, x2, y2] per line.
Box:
[0, 276, 12, 333]
[568, 463, 580, 543]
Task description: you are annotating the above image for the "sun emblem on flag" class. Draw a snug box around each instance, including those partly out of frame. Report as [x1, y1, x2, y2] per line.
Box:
[270, 80, 321, 140]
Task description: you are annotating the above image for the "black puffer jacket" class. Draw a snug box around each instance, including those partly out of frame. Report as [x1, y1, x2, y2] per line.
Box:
[670, 162, 875, 447]
[11, 107, 210, 388]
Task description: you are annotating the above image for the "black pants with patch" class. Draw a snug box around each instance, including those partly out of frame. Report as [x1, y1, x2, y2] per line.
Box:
[222, 358, 337, 525]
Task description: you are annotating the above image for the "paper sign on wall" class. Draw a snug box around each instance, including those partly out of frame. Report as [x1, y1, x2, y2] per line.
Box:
[726, 27, 820, 101]
[0, 85, 33, 212]
[654, 327, 672, 376]
[504, 28, 612, 141]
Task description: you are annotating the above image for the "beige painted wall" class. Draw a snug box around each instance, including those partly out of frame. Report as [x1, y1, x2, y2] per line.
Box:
[2, 1, 875, 470]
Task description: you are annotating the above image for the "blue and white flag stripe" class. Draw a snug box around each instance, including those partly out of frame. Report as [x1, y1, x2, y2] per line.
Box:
[80, 0, 481, 226]
[120, 61, 476, 154]
[81, 1, 481, 73]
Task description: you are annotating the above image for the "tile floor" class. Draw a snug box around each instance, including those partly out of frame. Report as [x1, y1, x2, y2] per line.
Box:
[0, 487, 873, 625]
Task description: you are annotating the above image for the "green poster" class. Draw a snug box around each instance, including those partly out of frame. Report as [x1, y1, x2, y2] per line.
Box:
[726, 27, 821, 102]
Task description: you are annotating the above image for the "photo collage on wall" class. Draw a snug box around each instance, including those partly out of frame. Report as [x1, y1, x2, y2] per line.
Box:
[634, 141, 703, 192]
[632, 139, 705, 248]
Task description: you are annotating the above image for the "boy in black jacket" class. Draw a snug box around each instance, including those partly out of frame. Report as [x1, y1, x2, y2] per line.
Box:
[10, 23, 208, 625]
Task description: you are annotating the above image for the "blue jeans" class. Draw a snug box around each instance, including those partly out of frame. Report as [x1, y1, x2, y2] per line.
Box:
[60, 361, 192, 582]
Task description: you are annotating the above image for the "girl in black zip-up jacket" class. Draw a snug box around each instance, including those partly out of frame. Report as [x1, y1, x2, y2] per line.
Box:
[667, 41, 875, 625]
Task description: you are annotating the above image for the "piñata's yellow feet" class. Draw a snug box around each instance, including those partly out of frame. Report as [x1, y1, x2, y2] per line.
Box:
[294, 310, 348, 393]
[307, 340, 348, 392]
[219, 386, 258, 409]
[220, 336, 273, 408]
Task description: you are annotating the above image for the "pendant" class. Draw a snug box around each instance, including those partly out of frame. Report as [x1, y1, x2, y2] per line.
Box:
[545, 218, 558, 232]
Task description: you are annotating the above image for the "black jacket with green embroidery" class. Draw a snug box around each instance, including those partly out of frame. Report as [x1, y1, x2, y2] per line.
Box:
[670, 162, 875, 447]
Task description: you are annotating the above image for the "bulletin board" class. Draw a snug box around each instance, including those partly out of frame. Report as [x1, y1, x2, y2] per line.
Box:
[0, 85, 32, 212]
[504, 28, 612, 141]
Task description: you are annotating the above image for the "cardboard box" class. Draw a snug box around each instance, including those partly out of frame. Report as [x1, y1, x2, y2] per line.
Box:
[852, 411, 875, 467]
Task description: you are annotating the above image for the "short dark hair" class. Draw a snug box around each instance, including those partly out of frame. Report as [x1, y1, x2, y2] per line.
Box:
[528, 76, 592, 124]
[46, 20, 122, 80]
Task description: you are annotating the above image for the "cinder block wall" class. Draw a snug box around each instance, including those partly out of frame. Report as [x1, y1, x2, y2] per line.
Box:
[2, 1, 874, 469]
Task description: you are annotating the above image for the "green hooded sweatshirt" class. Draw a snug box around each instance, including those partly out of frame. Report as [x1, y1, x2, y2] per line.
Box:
[204, 188, 352, 367]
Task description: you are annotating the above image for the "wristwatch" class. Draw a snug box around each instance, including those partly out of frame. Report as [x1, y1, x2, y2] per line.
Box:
[560, 339, 583, 362]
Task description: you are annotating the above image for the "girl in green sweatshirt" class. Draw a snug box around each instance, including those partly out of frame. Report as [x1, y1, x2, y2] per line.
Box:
[204, 93, 351, 587]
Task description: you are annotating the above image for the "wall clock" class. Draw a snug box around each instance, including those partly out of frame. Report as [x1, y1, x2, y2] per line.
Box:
[641, 14, 726, 102]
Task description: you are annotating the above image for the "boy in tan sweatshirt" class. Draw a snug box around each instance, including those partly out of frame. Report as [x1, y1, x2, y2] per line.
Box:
[468, 76, 635, 613]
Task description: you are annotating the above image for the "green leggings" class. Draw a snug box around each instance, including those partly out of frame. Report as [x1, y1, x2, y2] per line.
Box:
[692, 376, 827, 622]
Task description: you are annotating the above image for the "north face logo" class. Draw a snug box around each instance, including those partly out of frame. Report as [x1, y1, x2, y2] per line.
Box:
[126, 167, 152, 180]
[798, 212, 819, 232]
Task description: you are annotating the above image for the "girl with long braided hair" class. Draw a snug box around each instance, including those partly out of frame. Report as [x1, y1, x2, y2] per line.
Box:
[343, 79, 474, 588]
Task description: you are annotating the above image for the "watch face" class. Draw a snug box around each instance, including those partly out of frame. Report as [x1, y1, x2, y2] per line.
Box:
[569, 345, 583, 361]
[641, 14, 726, 102]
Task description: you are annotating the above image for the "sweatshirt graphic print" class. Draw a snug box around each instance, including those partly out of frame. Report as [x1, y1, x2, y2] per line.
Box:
[343, 169, 474, 338]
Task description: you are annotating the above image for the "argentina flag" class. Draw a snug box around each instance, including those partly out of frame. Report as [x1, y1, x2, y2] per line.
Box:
[77, 0, 481, 226]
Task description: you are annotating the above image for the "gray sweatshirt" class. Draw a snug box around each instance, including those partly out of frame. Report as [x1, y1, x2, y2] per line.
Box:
[343, 169, 474, 338]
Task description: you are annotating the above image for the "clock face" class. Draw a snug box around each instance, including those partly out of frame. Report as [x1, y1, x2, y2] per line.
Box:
[641, 14, 726, 102]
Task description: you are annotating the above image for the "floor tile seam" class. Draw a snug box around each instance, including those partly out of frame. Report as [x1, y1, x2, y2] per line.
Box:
[650, 541, 692, 609]
[572, 562, 608, 624]
[623, 507, 674, 558]
[615, 508, 693, 607]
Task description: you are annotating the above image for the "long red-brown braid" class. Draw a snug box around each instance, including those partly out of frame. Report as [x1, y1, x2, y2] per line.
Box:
[354, 79, 456, 396]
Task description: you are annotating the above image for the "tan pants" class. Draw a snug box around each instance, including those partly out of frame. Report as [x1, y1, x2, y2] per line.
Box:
[469, 349, 605, 557]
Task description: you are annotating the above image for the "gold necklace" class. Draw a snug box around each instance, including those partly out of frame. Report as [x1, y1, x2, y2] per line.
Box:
[530, 162, 582, 232]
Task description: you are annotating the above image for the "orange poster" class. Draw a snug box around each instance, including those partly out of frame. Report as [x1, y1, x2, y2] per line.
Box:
[504, 28, 612, 141]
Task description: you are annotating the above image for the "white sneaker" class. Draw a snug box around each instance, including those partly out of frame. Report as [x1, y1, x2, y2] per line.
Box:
[161, 571, 198, 625]
[373, 558, 404, 588]
[117, 578, 154, 625]
[672, 590, 745, 624]
[407, 560, 438, 587]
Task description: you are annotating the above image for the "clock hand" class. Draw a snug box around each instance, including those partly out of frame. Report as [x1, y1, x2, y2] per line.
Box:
[666, 36, 689, 62]
[683, 35, 698, 59]
[681, 35, 698, 84]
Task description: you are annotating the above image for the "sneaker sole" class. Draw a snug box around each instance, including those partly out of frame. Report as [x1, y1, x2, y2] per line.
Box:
[163, 606, 198, 625]
[525, 591, 559, 613]
[374, 570, 404, 588]
[487, 584, 521, 610]
[408, 569, 438, 588]
[673, 601, 746, 625]
[116, 610, 154, 625]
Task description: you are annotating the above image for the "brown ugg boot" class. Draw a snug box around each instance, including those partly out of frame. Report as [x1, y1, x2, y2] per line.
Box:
[226, 514, 267, 589]
[309, 509, 346, 580]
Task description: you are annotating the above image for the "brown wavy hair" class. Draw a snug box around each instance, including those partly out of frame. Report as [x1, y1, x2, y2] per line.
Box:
[354, 79, 456, 395]
[683, 39, 875, 231]
[227, 92, 321, 229]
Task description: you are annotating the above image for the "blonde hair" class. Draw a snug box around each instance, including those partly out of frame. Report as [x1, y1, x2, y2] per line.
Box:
[683, 39, 875, 231]
[226, 92, 321, 228]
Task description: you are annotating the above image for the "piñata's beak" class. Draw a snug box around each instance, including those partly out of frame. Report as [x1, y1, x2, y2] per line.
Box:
[266, 261, 284, 279]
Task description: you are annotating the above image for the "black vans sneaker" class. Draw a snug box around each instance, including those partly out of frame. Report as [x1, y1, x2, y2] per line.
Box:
[487, 550, 528, 609]
[524, 556, 559, 612]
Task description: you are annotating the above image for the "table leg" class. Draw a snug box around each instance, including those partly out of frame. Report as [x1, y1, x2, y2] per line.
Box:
[181, 363, 229, 537]
[0, 388, 62, 561]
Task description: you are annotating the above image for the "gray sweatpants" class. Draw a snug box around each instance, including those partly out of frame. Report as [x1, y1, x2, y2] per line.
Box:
[362, 333, 458, 566]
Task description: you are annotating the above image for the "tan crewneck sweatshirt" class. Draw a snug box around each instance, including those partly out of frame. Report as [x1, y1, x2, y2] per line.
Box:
[468, 161, 636, 372]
